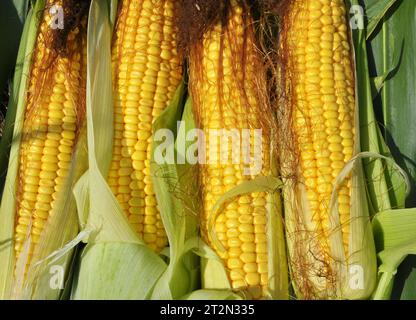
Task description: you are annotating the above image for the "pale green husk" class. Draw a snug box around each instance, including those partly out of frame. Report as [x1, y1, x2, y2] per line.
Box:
[371, 209, 416, 299]
[350, 0, 407, 214]
[356, 0, 416, 299]
[344, 0, 410, 300]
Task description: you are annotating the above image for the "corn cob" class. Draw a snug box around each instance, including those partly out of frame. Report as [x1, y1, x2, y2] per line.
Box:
[189, 1, 285, 299]
[14, 1, 87, 276]
[279, 0, 376, 299]
[108, 0, 182, 252]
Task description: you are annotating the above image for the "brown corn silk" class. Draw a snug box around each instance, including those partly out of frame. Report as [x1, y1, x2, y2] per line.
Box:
[108, 0, 182, 252]
[14, 0, 87, 279]
[188, 0, 279, 299]
[279, 0, 360, 298]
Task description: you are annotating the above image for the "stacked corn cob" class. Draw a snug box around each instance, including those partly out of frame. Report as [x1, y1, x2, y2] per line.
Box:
[14, 1, 87, 277]
[108, 0, 182, 252]
[189, 1, 286, 299]
[279, 0, 376, 299]
[287, 0, 355, 251]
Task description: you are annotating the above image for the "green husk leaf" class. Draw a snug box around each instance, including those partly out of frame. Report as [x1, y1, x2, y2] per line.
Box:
[365, 0, 398, 40]
[373, 209, 416, 251]
[150, 90, 201, 299]
[349, 0, 412, 301]
[371, 209, 416, 299]
[72, 243, 166, 299]
[108, 0, 118, 29]
[73, 171, 89, 228]
[0, 0, 29, 101]
[350, 0, 406, 214]
[366, 0, 416, 210]
[364, 0, 416, 299]
[370, 42, 400, 99]
[196, 240, 233, 291]
[0, 0, 43, 299]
